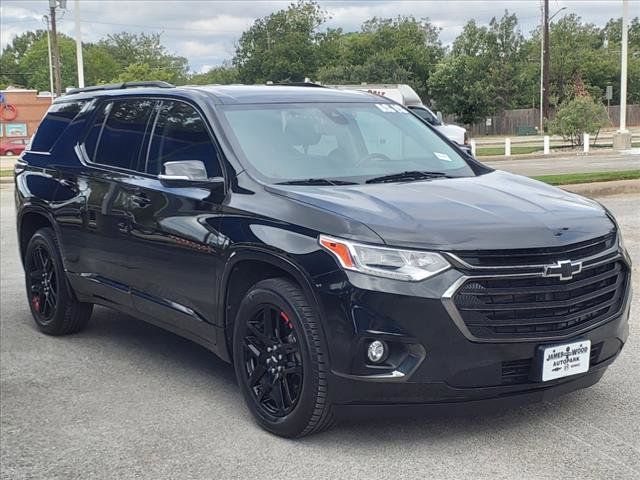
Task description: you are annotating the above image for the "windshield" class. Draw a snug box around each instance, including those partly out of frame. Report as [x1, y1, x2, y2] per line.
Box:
[219, 102, 475, 184]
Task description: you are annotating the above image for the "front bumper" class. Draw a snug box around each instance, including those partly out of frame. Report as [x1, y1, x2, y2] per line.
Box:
[313, 258, 631, 407]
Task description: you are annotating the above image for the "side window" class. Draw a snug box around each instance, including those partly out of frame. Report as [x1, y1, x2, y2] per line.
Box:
[84, 99, 156, 171]
[30, 100, 87, 152]
[146, 100, 221, 177]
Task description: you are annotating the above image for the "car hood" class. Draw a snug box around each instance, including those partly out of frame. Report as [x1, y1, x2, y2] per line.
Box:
[266, 170, 614, 251]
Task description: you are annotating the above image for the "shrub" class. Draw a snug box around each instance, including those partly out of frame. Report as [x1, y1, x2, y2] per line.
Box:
[548, 96, 609, 147]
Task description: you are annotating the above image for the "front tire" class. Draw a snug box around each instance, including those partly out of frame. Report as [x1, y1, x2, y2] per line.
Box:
[24, 228, 92, 335]
[233, 278, 334, 437]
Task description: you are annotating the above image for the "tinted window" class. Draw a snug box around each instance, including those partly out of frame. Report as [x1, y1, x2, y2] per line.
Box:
[146, 100, 220, 176]
[86, 99, 156, 171]
[30, 100, 86, 152]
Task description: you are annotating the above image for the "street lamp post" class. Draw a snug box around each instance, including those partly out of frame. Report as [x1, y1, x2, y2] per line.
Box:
[613, 0, 632, 150]
[74, 0, 85, 88]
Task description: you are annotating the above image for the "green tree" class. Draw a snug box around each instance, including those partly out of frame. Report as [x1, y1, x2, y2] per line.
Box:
[19, 34, 78, 91]
[548, 95, 609, 146]
[83, 43, 119, 85]
[316, 17, 443, 99]
[99, 32, 189, 84]
[429, 12, 525, 123]
[114, 63, 178, 84]
[189, 64, 240, 85]
[0, 30, 47, 88]
[233, 0, 328, 83]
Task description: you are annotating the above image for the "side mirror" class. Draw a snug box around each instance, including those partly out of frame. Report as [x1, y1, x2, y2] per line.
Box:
[436, 111, 443, 123]
[158, 160, 223, 188]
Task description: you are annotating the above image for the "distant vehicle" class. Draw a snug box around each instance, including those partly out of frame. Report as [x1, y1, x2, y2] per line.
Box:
[0, 138, 28, 156]
[327, 84, 470, 149]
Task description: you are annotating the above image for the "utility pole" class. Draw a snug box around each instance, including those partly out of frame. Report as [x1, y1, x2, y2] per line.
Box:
[542, 0, 550, 125]
[74, 0, 84, 88]
[538, 2, 544, 132]
[49, 0, 62, 96]
[613, 0, 632, 150]
[43, 15, 55, 102]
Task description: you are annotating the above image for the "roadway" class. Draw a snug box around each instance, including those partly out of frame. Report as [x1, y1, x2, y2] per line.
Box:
[1, 182, 639, 480]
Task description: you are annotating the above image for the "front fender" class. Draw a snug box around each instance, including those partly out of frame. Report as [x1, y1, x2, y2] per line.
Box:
[217, 244, 334, 363]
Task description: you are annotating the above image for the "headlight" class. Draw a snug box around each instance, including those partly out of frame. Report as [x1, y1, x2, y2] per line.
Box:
[618, 228, 626, 252]
[319, 235, 450, 281]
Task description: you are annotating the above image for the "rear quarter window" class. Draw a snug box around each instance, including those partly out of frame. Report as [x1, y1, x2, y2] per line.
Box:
[30, 100, 87, 152]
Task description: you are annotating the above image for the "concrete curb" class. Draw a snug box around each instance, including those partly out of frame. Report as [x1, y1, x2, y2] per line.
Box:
[559, 179, 640, 197]
[479, 148, 631, 162]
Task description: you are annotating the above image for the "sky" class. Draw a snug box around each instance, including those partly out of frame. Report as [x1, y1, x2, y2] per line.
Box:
[0, 0, 636, 73]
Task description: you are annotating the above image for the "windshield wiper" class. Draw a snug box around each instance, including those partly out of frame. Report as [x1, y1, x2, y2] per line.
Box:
[365, 171, 450, 184]
[275, 178, 358, 186]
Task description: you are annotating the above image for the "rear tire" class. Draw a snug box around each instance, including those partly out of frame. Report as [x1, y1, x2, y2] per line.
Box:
[24, 228, 92, 335]
[233, 277, 334, 437]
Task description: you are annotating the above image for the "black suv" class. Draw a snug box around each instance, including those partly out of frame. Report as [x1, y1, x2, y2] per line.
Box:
[14, 82, 632, 437]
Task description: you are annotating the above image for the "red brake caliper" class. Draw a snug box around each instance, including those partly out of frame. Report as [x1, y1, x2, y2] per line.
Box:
[280, 312, 293, 329]
[32, 295, 41, 313]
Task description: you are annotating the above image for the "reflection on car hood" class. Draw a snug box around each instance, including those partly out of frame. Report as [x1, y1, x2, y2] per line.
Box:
[266, 170, 614, 250]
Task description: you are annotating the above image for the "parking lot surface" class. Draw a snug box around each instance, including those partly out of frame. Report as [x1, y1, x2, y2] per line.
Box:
[1, 183, 639, 480]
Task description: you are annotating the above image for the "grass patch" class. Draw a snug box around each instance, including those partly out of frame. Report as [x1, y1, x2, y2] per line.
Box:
[0, 170, 13, 177]
[532, 170, 640, 185]
[476, 145, 543, 156]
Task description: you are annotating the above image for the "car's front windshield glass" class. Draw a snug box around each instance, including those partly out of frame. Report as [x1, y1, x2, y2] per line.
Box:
[219, 102, 475, 184]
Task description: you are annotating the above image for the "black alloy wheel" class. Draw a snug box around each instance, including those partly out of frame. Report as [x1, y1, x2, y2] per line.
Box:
[242, 304, 303, 417]
[24, 228, 92, 335]
[233, 278, 334, 437]
[27, 243, 58, 321]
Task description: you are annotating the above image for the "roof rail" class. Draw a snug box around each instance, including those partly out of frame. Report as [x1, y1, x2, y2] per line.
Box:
[66, 81, 175, 95]
[266, 81, 326, 88]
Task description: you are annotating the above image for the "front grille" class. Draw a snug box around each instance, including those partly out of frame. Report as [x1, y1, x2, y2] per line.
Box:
[454, 233, 615, 267]
[454, 260, 627, 340]
[501, 342, 604, 386]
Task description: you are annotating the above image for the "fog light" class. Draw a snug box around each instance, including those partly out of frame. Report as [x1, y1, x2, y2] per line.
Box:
[367, 340, 387, 363]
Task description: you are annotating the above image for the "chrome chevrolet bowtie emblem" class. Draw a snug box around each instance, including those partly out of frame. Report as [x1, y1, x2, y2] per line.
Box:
[543, 260, 582, 281]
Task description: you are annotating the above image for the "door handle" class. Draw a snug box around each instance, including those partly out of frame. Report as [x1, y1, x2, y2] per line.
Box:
[130, 193, 151, 207]
[59, 179, 78, 192]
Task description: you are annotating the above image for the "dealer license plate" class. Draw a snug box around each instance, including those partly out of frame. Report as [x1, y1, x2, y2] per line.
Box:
[541, 340, 591, 382]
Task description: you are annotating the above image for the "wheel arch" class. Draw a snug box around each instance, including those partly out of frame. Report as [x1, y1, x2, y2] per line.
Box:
[219, 248, 326, 363]
[18, 208, 59, 264]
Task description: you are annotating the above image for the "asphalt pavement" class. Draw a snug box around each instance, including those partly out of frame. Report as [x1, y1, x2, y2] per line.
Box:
[1, 183, 639, 480]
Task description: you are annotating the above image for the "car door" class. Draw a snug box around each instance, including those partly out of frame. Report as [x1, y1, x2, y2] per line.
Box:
[118, 99, 227, 345]
[64, 97, 158, 308]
